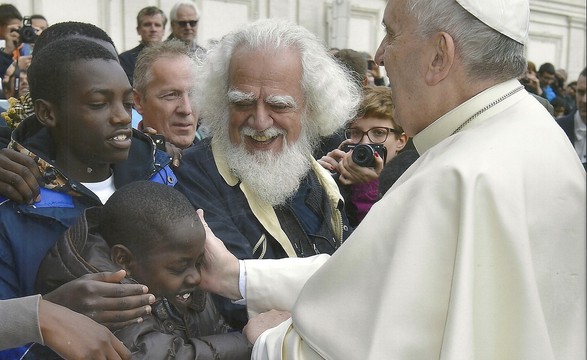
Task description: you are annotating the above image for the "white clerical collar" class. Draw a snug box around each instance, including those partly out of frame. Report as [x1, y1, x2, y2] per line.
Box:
[82, 174, 115, 204]
[413, 79, 524, 155]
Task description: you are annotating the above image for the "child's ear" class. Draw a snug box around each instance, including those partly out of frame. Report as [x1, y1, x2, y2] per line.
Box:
[110, 245, 136, 276]
[34, 99, 57, 128]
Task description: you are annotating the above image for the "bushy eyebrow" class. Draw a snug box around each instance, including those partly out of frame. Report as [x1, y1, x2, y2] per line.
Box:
[227, 90, 297, 108]
[227, 89, 256, 103]
[265, 94, 297, 108]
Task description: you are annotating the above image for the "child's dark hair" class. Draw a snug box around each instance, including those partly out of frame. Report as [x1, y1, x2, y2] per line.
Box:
[99, 181, 200, 257]
[27, 37, 118, 105]
[33, 21, 116, 54]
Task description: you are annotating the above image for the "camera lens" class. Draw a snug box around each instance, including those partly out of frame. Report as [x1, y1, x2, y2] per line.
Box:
[352, 144, 376, 167]
[18, 26, 38, 44]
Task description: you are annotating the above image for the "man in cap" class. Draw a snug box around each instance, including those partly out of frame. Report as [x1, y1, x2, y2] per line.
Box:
[195, 0, 586, 359]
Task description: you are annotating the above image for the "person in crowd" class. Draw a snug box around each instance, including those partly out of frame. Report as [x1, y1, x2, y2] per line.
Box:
[537, 62, 558, 101]
[168, 1, 205, 55]
[37, 181, 252, 359]
[133, 39, 198, 150]
[30, 14, 48, 34]
[334, 48, 369, 87]
[174, 19, 359, 328]
[519, 60, 538, 94]
[562, 80, 578, 113]
[0, 3, 22, 82]
[0, 37, 178, 348]
[1, 53, 28, 100]
[361, 51, 386, 86]
[556, 67, 586, 167]
[193, 0, 586, 358]
[0, 295, 130, 359]
[0, 21, 118, 132]
[119, 6, 166, 85]
[518, 60, 555, 116]
[318, 85, 408, 226]
[551, 96, 567, 118]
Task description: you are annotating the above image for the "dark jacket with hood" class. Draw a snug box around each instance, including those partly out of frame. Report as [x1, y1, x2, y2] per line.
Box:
[36, 206, 252, 360]
[0, 115, 176, 300]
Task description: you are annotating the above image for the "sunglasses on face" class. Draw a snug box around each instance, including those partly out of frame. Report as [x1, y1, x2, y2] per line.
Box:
[174, 20, 198, 28]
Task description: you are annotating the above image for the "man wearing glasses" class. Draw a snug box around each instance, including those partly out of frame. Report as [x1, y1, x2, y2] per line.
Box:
[168, 1, 205, 55]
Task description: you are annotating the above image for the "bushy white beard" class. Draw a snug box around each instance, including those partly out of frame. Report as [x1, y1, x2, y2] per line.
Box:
[220, 127, 312, 206]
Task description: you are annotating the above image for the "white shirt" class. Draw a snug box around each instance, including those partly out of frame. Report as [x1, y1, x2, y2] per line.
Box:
[82, 174, 115, 204]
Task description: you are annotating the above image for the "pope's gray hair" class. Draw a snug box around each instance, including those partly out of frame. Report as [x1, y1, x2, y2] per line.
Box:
[407, 0, 526, 82]
[193, 19, 361, 148]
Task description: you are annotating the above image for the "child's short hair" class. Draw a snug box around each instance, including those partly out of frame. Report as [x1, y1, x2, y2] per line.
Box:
[28, 37, 118, 105]
[99, 181, 200, 256]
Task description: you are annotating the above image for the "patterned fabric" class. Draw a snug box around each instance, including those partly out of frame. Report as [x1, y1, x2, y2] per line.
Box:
[1, 93, 34, 129]
[8, 137, 79, 196]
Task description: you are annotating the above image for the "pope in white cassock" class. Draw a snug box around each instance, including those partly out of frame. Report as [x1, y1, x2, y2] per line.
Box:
[195, 0, 586, 359]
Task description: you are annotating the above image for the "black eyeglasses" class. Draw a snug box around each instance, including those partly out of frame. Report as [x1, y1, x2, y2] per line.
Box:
[344, 127, 401, 144]
[174, 20, 198, 28]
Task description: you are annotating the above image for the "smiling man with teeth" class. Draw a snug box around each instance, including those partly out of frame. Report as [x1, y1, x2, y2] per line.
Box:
[175, 20, 360, 330]
[0, 36, 177, 358]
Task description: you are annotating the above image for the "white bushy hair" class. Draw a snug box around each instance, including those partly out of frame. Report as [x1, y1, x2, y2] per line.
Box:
[192, 19, 361, 149]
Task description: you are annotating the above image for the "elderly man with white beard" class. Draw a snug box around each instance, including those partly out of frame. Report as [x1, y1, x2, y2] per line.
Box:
[174, 19, 360, 329]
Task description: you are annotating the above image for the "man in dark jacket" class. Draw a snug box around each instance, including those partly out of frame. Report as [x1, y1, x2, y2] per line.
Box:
[175, 20, 360, 329]
[118, 6, 166, 85]
[0, 37, 175, 358]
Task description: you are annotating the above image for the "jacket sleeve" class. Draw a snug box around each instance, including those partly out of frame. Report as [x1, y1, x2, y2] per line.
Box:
[0, 294, 43, 350]
[115, 318, 251, 360]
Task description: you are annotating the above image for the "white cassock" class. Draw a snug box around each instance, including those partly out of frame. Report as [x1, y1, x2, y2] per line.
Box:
[244, 79, 586, 360]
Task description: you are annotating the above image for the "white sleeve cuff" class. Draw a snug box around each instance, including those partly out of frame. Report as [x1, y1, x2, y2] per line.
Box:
[232, 260, 247, 305]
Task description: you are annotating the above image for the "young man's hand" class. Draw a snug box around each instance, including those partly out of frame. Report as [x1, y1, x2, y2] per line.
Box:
[42, 270, 156, 331]
[39, 299, 131, 359]
[0, 148, 41, 204]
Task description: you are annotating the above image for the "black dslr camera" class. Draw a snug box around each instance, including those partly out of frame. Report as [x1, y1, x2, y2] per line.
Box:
[342, 143, 387, 167]
[16, 16, 38, 44]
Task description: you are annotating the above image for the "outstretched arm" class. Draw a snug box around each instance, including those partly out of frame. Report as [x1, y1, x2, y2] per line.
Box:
[0, 294, 130, 359]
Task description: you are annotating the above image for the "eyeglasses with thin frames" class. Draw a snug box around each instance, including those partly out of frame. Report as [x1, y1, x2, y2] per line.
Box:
[344, 127, 401, 144]
[174, 20, 198, 28]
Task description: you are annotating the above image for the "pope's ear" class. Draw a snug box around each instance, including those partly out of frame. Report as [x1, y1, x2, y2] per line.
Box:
[34, 99, 58, 128]
[425, 31, 455, 86]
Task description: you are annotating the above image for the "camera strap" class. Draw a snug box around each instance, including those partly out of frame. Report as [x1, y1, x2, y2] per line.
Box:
[13, 61, 20, 97]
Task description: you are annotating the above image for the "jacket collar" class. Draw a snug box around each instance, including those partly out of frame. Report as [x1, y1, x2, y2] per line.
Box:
[10, 115, 172, 200]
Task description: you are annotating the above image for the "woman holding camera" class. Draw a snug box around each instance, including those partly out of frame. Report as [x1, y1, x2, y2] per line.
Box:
[318, 85, 408, 226]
